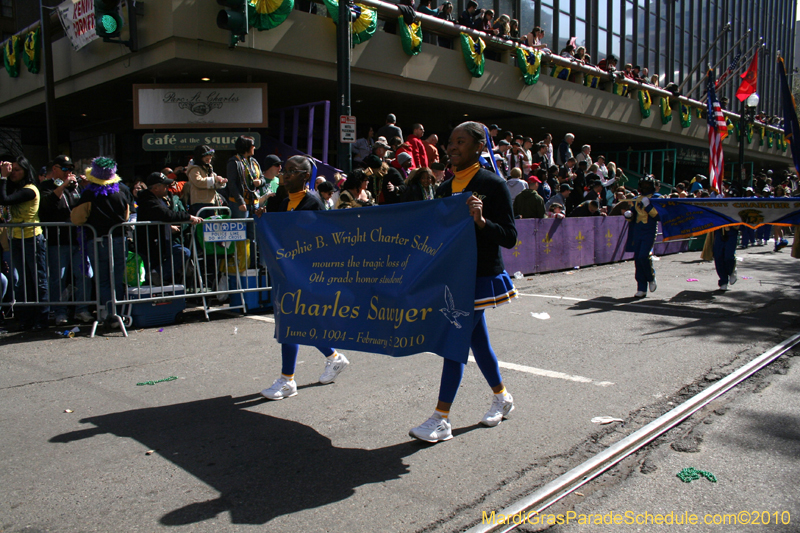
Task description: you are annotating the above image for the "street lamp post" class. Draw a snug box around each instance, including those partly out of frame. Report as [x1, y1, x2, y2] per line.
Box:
[737, 92, 759, 193]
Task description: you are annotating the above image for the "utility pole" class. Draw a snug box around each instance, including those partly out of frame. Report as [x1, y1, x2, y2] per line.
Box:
[39, 0, 57, 161]
[336, 0, 352, 175]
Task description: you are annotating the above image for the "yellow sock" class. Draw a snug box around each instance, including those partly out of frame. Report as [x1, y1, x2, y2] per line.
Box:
[494, 386, 506, 397]
[434, 409, 449, 419]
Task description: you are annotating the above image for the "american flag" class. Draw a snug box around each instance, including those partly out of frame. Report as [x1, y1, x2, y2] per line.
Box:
[706, 69, 727, 192]
[716, 51, 742, 87]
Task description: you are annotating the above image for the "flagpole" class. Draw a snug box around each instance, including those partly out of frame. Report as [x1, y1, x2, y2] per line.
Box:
[687, 37, 763, 98]
[676, 22, 732, 93]
[715, 40, 766, 93]
[685, 30, 751, 98]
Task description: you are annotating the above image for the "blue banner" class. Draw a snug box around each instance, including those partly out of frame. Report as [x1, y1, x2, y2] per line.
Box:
[254, 195, 477, 363]
[650, 197, 800, 241]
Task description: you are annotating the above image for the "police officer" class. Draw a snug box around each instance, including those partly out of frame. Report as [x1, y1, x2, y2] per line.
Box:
[625, 175, 659, 298]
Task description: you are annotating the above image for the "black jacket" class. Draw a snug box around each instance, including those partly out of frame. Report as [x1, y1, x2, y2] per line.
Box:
[135, 189, 191, 261]
[38, 180, 83, 245]
[278, 192, 324, 212]
[437, 168, 517, 277]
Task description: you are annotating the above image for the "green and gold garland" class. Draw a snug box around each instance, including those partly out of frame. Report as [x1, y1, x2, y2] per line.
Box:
[638, 90, 651, 118]
[696, 107, 703, 119]
[760, 126, 765, 146]
[23, 27, 40, 74]
[767, 131, 774, 148]
[680, 104, 691, 128]
[248, 0, 294, 30]
[4, 34, 21, 78]
[399, 17, 422, 56]
[612, 80, 628, 96]
[660, 97, 672, 124]
[551, 64, 570, 80]
[460, 33, 485, 78]
[515, 47, 541, 85]
[584, 72, 601, 88]
[323, 0, 377, 46]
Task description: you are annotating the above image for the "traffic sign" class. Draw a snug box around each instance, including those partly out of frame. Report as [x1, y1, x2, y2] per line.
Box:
[340, 115, 356, 143]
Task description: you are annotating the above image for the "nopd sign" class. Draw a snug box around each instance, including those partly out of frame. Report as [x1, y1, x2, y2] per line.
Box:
[142, 132, 261, 152]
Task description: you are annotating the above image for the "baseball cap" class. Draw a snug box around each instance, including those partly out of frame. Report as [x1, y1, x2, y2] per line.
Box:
[559, 183, 573, 192]
[145, 171, 175, 187]
[488, 124, 500, 131]
[51, 155, 74, 170]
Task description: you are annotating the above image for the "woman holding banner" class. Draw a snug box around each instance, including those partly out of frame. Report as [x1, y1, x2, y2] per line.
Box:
[624, 176, 659, 298]
[257, 155, 350, 400]
[409, 122, 518, 443]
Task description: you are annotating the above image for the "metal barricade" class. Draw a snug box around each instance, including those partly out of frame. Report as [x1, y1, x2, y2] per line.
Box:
[106, 213, 272, 337]
[0, 222, 102, 337]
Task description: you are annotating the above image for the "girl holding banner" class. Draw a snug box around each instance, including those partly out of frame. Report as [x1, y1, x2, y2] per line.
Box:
[624, 176, 659, 298]
[258, 155, 350, 400]
[409, 122, 518, 443]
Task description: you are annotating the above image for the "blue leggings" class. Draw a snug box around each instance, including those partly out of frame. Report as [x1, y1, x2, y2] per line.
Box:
[281, 343, 335, 376]
[438, 310, 502, 404]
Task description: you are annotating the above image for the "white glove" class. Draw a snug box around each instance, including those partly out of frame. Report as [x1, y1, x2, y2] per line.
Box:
[641, 196, 650, 207]
[623, 210, 632, 219]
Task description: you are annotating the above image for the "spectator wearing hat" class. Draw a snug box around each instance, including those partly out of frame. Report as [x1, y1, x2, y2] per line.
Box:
[545, 182, 572, 212]
[512, 180, 545, 219]
[372, 138, 391, 162]
[364, 154, 406, 204]
[487, 124, 500, 145]
[136, 172, 203, 285]
[38, 166, 49, 183]
[39, 155, 94, 325]
[185, 145, 227, 216]
[375, 114, 403, 143]
[70, 157, 132, 325]
[259, 154, 282, 205]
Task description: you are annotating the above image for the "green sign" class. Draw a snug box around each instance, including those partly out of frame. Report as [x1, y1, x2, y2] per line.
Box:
[141, 132, 261, 152]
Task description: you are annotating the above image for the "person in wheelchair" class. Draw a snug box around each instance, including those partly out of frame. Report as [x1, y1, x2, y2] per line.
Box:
[135, 172, 203, 285]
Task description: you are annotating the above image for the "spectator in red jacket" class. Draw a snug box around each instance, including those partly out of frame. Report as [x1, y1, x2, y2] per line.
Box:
[406, 123, 430, 169]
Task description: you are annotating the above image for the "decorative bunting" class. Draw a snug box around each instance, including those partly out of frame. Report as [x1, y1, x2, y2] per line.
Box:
[781, 134, 788, 151]
[726, 117, 734, 136]
[746, 123, 753, 143]
[680, 103, 691, 128]
[460, 33, 485, 78]
[638, 90, 651, 118]
[584, 72, 601, 88]
[767, 130, 774, 148]
[551, 64, 570, 80]
[23, 27, 40, 74]
[660, 97, 672, 124]
[323, 0, 377, 46]
[515, 47, 541, 85]
[399, 16, 422, 56]
[696, 107, 704, 119]
[4, 34, 22, 78]
[248, 0, 294, 30]
[760, 126, 765, 146]
[612, 80, 629, 96]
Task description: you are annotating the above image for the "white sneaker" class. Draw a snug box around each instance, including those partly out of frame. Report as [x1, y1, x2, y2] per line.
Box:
[260, 377, 298, 400]
[634, 291, 646, 298]
[409, 415, 453, 443]
[729, 267, 737, 285]
[319, 353, 349, 384]
[481, 393, 515, 427]
[649, 279, 657, 293]
[76, 311, 94, 323]
[719, 284, 728, 291]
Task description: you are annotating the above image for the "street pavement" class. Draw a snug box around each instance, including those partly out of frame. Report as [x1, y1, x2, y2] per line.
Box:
[1, 243, 798, 533]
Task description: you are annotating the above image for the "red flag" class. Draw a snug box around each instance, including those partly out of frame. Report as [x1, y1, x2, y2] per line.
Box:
[736, 53, 758, 102]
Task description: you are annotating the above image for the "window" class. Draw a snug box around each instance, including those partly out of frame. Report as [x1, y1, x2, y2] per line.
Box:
[598, 0, 608, 28]
[540, 6, 554, 43]
[498, 0, 513, 20]
[1, 0, 12, 19]
[597, 28, 608, 57]
[519, 0, 535, 37]
[558, 11, 571, 51]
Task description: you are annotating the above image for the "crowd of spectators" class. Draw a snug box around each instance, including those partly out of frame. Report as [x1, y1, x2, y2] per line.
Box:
[1, 121, 797, 333]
